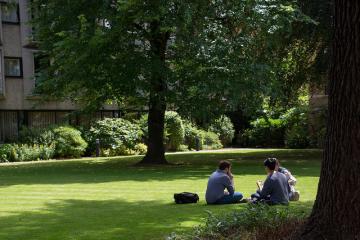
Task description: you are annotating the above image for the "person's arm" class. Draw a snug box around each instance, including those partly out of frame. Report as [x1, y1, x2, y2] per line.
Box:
[256, 180, 264, 191]
[259, 178, 272, 198]
[228, 172, 234, 186]
[223, 175, 234, 195]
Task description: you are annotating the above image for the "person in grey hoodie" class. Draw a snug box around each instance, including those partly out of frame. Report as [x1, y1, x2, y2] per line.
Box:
[205, 160, 243, 204]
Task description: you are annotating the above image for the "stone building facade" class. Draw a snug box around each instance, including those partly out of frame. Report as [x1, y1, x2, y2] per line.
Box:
[0, 0, 119, 142]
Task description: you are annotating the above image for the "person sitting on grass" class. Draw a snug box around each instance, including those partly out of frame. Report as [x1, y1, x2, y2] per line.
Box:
[275, 159, 300, 201]
[205, 160, 243, 204]
[250, 158, 289, 205]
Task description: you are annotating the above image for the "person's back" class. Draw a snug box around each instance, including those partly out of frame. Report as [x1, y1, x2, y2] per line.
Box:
[277, 162, 300, 201]
[205, 170, 233, 204]
[261, 171, 289, 205]
[205, 160, 243, 204]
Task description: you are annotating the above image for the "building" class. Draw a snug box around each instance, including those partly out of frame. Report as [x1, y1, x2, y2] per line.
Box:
[0, 0, 120, 142]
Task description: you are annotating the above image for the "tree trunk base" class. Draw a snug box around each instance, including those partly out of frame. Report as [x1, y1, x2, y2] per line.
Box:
[137, 154, 168, 165]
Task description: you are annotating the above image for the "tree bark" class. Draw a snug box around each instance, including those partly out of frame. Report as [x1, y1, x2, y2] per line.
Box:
[299, 1, 360, 239]
[140, 21, 169, 165]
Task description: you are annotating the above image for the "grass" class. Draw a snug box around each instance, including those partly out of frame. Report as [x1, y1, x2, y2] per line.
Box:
[0, 149, 321, 240]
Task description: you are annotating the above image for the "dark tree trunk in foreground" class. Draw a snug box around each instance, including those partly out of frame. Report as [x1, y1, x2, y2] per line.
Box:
[300, 1, 360, 239]
[140, 22, 169, 165]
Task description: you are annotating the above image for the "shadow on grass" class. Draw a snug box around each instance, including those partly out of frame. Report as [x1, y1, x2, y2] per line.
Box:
[0, 198, 315, 240]
[0, 149, 322, 187]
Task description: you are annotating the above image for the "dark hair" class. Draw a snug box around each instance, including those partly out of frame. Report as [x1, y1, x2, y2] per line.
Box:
[264, 158, 277, 170]
[219, 160, 231, 170]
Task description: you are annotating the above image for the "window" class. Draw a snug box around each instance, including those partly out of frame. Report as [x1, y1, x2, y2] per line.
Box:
[1, 4, 19, 24]
[4, 57, 22, 77]
[33, 53, 49, 86]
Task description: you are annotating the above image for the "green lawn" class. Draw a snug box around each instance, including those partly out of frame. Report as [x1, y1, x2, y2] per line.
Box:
[0, 149, 321, 240]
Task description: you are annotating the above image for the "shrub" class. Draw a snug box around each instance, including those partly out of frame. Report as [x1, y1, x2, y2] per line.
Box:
[138, 112, 185, 151]
[183, 121, 203, 150]
[178, 144, 189, 152]
[168, 204, 308, 240]
[18, 126, 55, 145]
[209, 115, 235, 147]
[241, 118, 286, 147]
[85, 118, 143, 156]
[281, 107, 310, 149]
[165, 111, 185, 151]
[285, 123, 310, 148]
[0, 144, 14, 162]
[134, 143, 147, 155]
[53, 126, 88, 158]
[0, 143, 55, 162]
[201, 130, 223, 150]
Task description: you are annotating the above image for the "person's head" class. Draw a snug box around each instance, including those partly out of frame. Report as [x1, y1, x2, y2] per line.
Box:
[264, 158, 277, 173]
[219, 160, 231, 173]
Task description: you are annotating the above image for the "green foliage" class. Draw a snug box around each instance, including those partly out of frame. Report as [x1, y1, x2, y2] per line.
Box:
[0, 143, 55, 162]
[53, 126, 88, 158]
[183, 121, 203, 150]
[0, 144, 14, 162]
[19, 126, 55, 145]
[201, 130, 223, 150]
[30, 0, 307, 163]
[281, 106, 310, 148]
[183, 121, 222, 150]
[133, 143, 148, 155]
[140, 112, 185, 151]
[18, 125, 87, 158]
[209, 115, 235, 147]
[165, 111, 185, 151]
[85, 118, 143, 156]
[285, 123, 310, 149]
[242, 118, 286, 147]
[169, 204, 308, 240]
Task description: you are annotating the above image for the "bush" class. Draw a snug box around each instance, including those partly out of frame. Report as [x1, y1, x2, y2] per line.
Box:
[85, 118, 143, 156]
[0, 143, 55, 162]
[209, 115, 235, 147]
[183, 121, 222, 150]
[18, 125, 87, 158]
[134, 143, 147, 155]
[285, 123, 310, 148]
[201, 130, 223, 150]
[18, 126, 55, 145]
[281, 107, 310, 148]
[53, 126, 88, 158]
[168, 204, 308, 240]
[138, 112, 185, 151]
[0, 144, 14, 162]
[165, 111, 185, 151]
[242, 118, 286, 147]
[183, 121, 203, 150]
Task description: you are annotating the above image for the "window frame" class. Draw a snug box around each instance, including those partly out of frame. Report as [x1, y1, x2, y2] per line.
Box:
[1, 3, 20, 25]
[4, 57, 23, 78]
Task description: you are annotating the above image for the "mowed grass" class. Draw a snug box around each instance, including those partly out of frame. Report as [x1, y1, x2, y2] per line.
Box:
[0, 149, 321, 240]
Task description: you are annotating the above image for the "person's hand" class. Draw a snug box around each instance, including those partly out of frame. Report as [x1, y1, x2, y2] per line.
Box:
[256, 180, 263, 189]
[228, 172, 234, 179]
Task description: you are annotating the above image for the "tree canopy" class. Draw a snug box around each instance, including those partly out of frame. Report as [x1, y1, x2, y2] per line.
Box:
[32, 0, 308, 163]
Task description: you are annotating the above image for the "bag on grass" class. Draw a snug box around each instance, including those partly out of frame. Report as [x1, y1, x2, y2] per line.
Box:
[174, 192, 199, 204]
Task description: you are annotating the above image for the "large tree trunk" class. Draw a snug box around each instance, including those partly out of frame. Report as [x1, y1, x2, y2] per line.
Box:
[140, 21, 170, 165]
[141, 92, 167, 164]
[300, 1, 360, 239]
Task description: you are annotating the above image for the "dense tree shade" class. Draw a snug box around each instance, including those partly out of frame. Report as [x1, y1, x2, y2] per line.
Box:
[32, 0, 305, 164]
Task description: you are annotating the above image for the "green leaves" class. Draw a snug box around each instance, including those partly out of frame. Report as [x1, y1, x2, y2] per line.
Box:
[32, 0, 310, 118]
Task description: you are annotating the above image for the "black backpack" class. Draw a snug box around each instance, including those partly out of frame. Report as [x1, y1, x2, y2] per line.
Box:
[174, 192, 199, 204]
